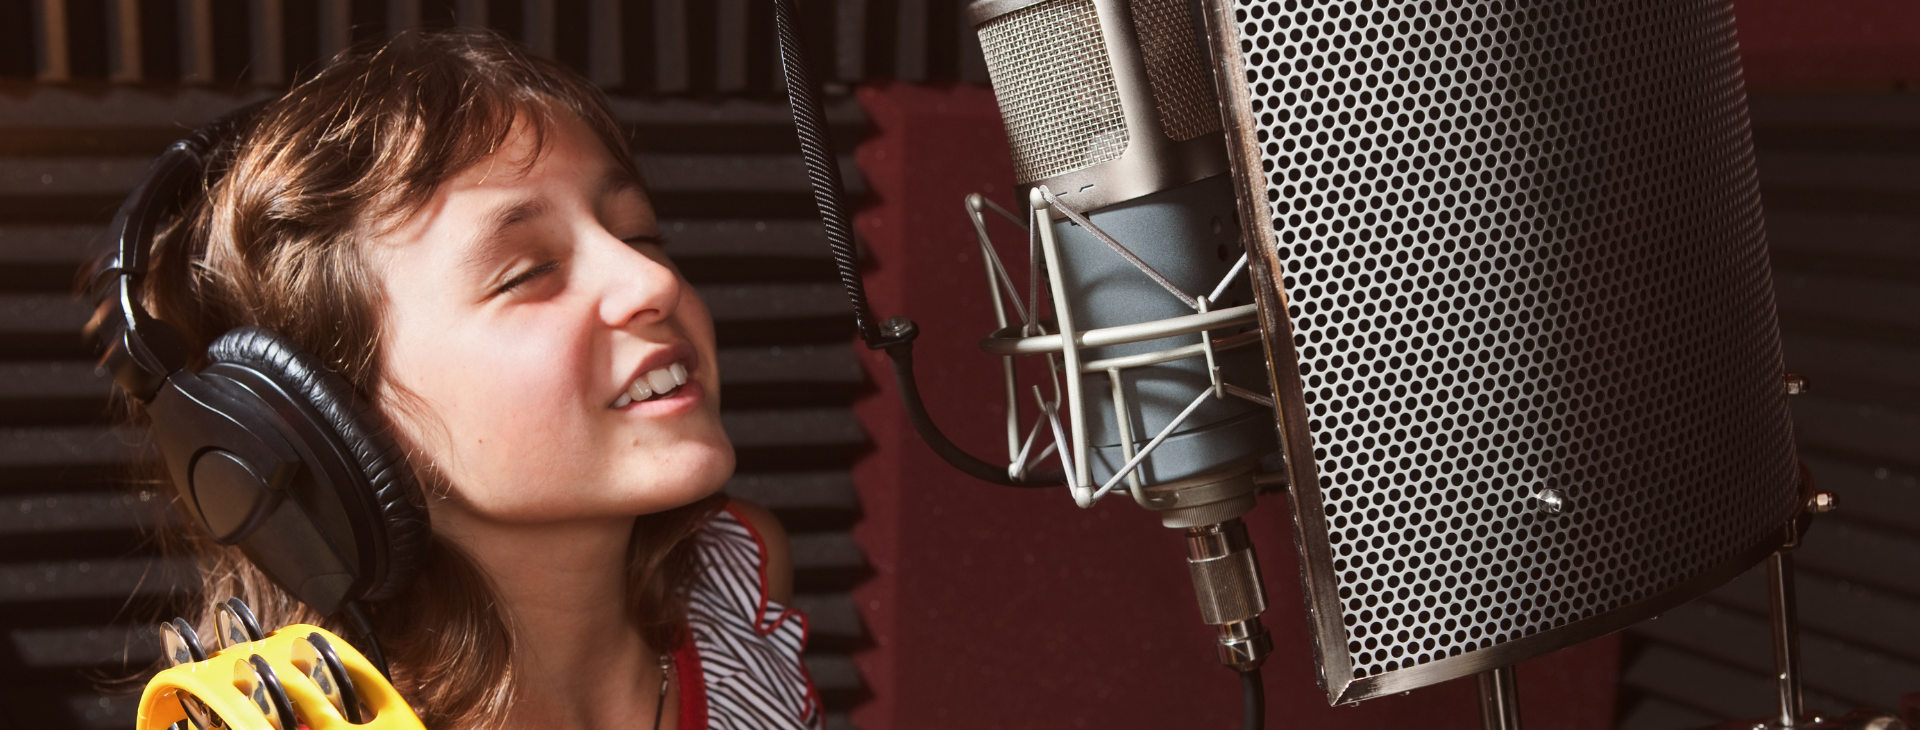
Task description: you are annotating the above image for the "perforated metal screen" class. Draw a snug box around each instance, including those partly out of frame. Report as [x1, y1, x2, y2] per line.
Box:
[977, 0, 1130, 182]
[1218, 0, 1804, 701]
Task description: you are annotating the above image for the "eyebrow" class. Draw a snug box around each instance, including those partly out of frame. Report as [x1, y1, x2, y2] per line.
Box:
[458, 165, 648, 276]
[461, 196, 552, 276]
[600, 166, 645, 201]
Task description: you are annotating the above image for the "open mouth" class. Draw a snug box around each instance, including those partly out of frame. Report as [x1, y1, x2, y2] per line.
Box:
[613, 361, 689, 408]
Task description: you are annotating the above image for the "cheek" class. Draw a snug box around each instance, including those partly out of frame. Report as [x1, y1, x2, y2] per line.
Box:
[386, 321, 595, 511]
[446, 352, 580, 439]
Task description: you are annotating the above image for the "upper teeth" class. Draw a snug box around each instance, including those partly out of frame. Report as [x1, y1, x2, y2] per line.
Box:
[615, 362, 689, 407]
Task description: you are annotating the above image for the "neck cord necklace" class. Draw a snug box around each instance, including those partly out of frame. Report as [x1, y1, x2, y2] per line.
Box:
[651, 652, 673, 730]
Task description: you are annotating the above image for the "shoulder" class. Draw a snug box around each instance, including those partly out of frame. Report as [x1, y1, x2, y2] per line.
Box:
[722, 497, 793, 605]
[683, 499, 823, 728]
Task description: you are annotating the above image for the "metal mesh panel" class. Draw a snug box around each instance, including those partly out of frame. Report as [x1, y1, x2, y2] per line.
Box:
[1229, 0, 1801, 692]
[1130, 0, 1222, 141]
[978, 0, 1130, 183]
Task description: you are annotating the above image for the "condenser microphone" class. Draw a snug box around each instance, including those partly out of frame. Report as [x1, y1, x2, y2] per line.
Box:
[967, 0, 1288, 673]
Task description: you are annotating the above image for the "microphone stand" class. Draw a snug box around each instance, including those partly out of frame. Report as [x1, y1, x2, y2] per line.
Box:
[1768, 547, 1806, 729]
[1764, 439, 1827, 730]
[1477, 666, 1523, 730]
[1749, 485, 1897, 730]
[1762, 381, 1826, 730]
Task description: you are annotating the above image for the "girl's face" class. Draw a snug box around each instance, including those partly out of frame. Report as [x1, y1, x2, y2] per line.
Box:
[375, 110, 732, 524]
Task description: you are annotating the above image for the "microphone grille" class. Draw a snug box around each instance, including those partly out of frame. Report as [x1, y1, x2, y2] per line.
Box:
[977, 0, 1130, 183]
[1129, 0, 1222, 142]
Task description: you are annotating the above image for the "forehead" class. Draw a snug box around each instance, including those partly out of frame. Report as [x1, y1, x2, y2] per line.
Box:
[371, 113, 645, 262]
[453, 111, 628, 189]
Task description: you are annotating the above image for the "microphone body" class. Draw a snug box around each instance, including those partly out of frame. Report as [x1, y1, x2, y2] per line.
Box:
[1048, 175, 1280, 671]
[1051, 175, 1272, 501]
[970, 0, 1284, 671]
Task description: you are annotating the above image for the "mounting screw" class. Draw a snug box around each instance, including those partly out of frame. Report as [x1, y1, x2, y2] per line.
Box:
[882, 316, 914, 338]
[1808, 492, 1837, 514]
[1535, 488, 1567, 515]
[1784, 373, 1809, 395]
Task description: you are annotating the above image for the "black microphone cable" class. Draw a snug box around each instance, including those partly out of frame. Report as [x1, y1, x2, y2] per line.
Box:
[1241, 668, 1265, 730]
[770, 0, 1059, 488]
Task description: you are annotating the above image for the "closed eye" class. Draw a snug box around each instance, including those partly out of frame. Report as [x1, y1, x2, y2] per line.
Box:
[493, 260, 560, 297]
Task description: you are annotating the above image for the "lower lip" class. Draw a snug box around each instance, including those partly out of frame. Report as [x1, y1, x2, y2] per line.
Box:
[615, 379, 705, 416]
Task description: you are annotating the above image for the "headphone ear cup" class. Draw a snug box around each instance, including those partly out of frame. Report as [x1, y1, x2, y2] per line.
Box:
[205, 327, 430, 604]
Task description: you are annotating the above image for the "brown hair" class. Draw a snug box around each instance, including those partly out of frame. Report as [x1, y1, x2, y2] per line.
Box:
[122, 28, 722, 730]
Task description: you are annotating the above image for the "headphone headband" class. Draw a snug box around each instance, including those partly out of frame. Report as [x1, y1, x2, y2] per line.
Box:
[97, 102, 267, 399]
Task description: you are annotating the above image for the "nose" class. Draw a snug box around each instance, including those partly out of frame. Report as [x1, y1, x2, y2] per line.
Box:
[590, 230, 682, 329]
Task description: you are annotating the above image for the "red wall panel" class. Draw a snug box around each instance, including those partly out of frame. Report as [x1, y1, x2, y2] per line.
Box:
[1734, 0, 1920, 87]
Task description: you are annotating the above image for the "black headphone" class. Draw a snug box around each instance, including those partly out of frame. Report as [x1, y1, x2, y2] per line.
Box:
[92, 104, 429, 621]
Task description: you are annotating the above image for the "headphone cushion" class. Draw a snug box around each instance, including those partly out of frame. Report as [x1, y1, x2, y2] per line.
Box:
[206, 327, 429, 603]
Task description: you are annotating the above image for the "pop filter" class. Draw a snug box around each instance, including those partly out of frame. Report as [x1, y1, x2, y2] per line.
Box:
[1201, 0, 1803, 703]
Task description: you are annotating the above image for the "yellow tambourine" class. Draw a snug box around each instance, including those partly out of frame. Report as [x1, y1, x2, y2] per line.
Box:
[137, 622, 423, 730]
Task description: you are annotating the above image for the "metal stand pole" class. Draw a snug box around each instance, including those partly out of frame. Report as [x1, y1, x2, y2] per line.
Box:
[1476, 666, 1522, 730]
[1767, 550, 1805, 728]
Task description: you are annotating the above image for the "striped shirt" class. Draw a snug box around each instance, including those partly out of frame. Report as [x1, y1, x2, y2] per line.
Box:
[672, 504, 823, 730]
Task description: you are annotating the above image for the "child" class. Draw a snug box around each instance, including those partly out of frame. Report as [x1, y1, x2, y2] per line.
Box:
[116, 28, 818, 730]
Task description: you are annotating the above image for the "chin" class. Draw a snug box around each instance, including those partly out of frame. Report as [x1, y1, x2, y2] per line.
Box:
[622, 438, 735, 515]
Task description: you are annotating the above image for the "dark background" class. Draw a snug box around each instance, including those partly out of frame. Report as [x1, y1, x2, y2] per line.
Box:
[0, 1, 1912, 728]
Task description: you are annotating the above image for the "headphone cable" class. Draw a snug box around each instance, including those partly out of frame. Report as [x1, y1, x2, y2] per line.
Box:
[339, 601, 392, 681]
